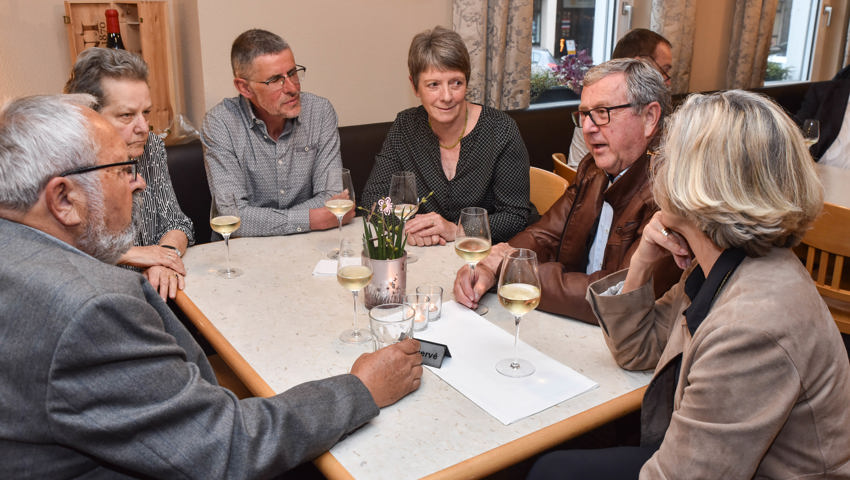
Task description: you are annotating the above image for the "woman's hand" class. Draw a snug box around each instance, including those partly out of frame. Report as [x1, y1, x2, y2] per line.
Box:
[119, 245, 187, 274]
[405, 212, 455, 246]
[144, 265, 185, 300]
[623, 212, 692, 293]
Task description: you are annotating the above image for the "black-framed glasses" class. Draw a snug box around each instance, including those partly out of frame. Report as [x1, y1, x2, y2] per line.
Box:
[248, 65, 307, 90]
[59, 160, 138, 181]
[639, 56, 672, 83]
[571, 103, 633, 128]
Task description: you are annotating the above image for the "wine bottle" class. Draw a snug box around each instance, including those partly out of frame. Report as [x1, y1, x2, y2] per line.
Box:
[105, 9, 125, 50]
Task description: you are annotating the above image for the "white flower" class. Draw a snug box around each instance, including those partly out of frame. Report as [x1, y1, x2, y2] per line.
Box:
[378, 197, 393, 216]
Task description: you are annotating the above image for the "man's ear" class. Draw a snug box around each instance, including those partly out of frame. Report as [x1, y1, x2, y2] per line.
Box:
[43, 177, 85, 227]
[643, 101, 662, 138]
[234, 77, 253, 99]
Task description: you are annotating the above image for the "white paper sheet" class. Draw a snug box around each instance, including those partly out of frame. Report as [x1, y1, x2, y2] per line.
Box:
[416, 301, 598, 425]
[312, 259, 337, 276]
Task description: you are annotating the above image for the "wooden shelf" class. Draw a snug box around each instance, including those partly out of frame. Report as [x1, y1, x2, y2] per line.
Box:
[64, 1, 174, 133]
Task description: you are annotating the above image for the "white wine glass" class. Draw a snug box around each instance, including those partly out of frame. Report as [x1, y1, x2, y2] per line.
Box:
[455, 206, 492, 315]
[496, 248, 541, 377]
[389, 171, 419, 264]
[209, 193, 243, 278]
[337, 237, 373, 344]
[802, 119, 820, 149]
[325, 168, 355, 259]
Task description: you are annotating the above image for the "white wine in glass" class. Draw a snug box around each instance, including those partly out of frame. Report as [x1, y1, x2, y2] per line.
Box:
[496, 248, 541, 377]
[455, 206, 492, 315]
[338, 237, 373, 344]
[210, 193, 243, 278]
[325, 168, 355, 259]
[389, 171, 419, 263]
[802, 119, 820, 148]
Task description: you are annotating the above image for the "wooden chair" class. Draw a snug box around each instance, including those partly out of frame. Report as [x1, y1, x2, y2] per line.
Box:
[530, 166, 568, 215]
[800, 202, 850, 334]
[552, 152, 577, 184]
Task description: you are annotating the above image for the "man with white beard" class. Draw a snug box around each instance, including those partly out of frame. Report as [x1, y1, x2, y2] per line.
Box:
[0, 94, 422, 479]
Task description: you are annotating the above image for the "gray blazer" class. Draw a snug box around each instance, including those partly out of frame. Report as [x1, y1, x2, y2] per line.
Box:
[0, 218, 378, 479]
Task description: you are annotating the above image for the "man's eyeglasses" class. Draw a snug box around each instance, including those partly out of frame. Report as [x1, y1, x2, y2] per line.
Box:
[248, 65, 307, 90]
[571, 104, 633, 128]
[639, 56, 672, 83]
[59, 160, 138, 181]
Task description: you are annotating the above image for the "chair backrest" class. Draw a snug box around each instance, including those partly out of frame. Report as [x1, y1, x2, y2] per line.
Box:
[529, 166, 568, 215]
[552, 152, 577, 184]
[801, 202, 850, 333]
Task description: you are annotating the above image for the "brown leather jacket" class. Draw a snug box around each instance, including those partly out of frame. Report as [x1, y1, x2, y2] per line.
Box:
[509, 152, 678, 324]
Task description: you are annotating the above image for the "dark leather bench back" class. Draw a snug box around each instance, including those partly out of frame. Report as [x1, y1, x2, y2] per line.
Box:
[338, 121, 392, 199]
[165, 140, 212, 243]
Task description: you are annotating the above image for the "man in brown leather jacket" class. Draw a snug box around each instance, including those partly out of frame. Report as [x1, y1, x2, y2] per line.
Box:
[454, 58, 679, 324]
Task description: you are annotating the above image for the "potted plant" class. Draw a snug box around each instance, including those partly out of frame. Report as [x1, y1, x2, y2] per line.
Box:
[360, 193, 432, 308]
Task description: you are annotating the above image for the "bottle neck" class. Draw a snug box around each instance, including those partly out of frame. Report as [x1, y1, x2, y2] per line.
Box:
[105, 10, 120, 34]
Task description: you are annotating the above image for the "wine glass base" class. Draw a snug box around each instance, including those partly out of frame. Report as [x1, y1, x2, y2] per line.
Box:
[216, 267, 243, 279]
[339, 328, 372, 344]
[496, 358, 534, 377]
[475, 305, 488, 315]
[327, 248, 340, 260]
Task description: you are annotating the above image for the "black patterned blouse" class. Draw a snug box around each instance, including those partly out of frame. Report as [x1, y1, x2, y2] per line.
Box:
[360, 105, 532, 243]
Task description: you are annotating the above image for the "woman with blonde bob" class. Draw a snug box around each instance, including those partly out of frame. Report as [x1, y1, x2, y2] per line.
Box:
[529, 90, 850, 479]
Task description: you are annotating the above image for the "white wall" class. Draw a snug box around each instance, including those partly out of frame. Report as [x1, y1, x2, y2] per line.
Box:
[195, 0, 452, 126]
[0, 1, 74, 101]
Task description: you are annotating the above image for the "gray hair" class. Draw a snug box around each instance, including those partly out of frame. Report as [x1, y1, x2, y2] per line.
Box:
[231, 29, 290, 78]
[583, 58, 671, 122]
[0, 94, 102, 211]
[408, 26, 471, 88]
[64, 47, 149, 111]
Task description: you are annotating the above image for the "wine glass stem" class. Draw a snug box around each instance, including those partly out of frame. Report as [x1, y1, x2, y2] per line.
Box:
[469, 263, 477, 283]
[223, 233, 232, 274]
[351, 291, 360, 336]
[511, 315, 522, 369]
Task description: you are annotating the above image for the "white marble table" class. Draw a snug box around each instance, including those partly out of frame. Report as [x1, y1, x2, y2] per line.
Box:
[176, 223, 651, 480]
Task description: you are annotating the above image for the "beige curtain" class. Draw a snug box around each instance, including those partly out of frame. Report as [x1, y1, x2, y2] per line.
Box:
[453, 0, 533, 110]
[650, 0, 697, 95]
[726, 0, 779, 89]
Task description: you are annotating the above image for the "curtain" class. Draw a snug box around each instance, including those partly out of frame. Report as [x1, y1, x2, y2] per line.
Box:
[726, 0, 779, 89]
[453, 0, 533, 110]
[650, 0, 697, 95]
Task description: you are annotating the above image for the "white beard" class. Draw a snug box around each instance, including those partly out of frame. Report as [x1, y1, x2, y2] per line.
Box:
[77, 190, 136, 264]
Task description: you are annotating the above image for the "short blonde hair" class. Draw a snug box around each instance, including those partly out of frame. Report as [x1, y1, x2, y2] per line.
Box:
[653, 90, 823, 257]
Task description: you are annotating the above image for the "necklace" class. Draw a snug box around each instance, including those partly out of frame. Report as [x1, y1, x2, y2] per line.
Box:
[430, 106, 468, 149]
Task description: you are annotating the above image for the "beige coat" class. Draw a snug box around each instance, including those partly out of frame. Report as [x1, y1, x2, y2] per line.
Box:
[587, 248, 850, 479]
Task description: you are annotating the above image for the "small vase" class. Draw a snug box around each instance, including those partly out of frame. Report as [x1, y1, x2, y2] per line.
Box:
[363, 253, 407, 309]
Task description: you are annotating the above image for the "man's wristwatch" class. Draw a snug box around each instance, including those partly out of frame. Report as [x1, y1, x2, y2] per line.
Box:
[161, 244, 182, 257]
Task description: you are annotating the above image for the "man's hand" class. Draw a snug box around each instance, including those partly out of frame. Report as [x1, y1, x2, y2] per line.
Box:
[351, 338, 423, 408]
[309, 190, 356, 231]
[144, 265, 185, 300]
[405, 212, 454, 246]
[453, 242, 513, 309]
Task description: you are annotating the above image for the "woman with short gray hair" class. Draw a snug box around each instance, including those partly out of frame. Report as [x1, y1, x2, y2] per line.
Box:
[65, 47, 194, 300]
[360, 26, 532, 246]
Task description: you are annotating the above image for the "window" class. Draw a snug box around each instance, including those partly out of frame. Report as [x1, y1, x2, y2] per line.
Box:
[767, 0, 820, 82]
[531, 0, 633, 104]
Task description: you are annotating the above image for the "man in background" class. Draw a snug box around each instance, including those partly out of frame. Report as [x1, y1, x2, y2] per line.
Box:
[203, 29, 354, 236]
[568, 28, 673, 167]
[795, 64, 850, 168]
